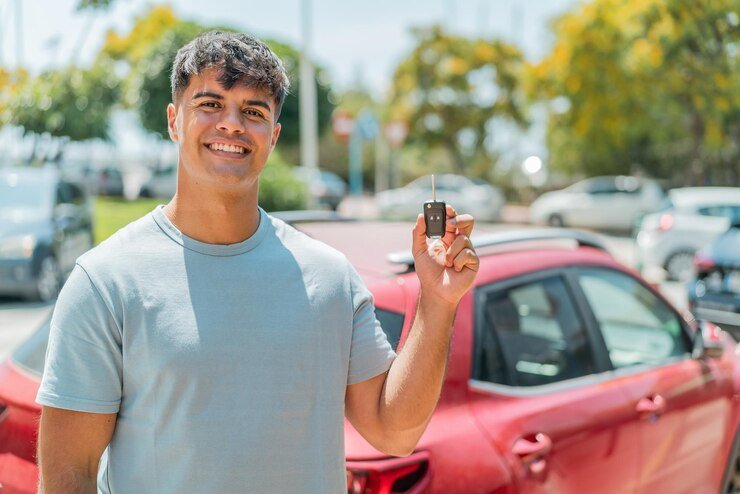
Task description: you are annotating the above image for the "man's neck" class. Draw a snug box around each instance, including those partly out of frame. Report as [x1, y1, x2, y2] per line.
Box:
[163, 189, 261, 245]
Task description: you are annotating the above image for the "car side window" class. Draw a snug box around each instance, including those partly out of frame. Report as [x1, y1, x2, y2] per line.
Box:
[577, 269, 690, 369]
[475, 275, 598, 387]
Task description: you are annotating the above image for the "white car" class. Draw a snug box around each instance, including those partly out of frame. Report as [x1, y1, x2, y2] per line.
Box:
[530, 176, 664, 231]
[636, 187, 740, 281]
[375, 174, 504, 222]
[139, 166, 177, 199]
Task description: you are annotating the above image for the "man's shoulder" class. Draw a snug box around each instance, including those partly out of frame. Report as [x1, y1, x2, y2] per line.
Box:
[77, 210, 161, 271]
[265, 213, 349, 265]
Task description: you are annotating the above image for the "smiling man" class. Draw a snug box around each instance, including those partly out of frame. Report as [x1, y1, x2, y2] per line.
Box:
[35, 31, 479, 493]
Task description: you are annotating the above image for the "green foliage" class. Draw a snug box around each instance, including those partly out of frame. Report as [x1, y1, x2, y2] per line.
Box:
[531, 0, 740, 184]
[258, 151, 307, 211]
[390, 25, 526, 175]
[8, 62, 120, 141]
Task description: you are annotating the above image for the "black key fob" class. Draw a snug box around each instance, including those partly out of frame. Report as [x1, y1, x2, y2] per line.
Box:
[424, 200, 446, 238]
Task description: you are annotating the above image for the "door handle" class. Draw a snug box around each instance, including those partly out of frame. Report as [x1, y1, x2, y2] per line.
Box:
[636, 394, 667, 417]
[513, 432, 553, 477]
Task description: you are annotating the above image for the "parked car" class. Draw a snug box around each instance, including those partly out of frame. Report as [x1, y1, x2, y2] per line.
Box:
[293, 167, 347, 211]
[636, 187, 740, 281]
[0, 166, 94, 301]
[376, 174, 504, 222]
[530, 176, 664, 231]
[139, 165, 177, 199]
[688, 218, 740, 341]
[0, 220, 738, 493]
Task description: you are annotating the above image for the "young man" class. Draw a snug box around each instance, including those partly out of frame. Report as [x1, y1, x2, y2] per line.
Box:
[36, 31, 478, 493]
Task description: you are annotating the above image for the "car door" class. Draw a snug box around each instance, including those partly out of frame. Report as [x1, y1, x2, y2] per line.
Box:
[469, 270, 641, 493]
[570, 267, 734, 493]
[54, 181, 92, 272]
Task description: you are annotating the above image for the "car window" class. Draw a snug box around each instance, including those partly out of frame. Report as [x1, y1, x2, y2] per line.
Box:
[475, 275, 598, 387]
[586, 177, 619, 195]
[11, 319, 51, 377]
[57, 181, 84, 205]
[577, 269, 689, 369]
[376, 308, 404, 351]
[697, 205, 740, 221]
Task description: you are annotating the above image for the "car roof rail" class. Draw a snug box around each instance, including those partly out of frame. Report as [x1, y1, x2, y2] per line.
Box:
[386, 228, 609, 267]
[271, 210, 355, 225]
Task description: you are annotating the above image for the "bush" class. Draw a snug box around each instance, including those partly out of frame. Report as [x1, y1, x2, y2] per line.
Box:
[258, 152, 307, 212]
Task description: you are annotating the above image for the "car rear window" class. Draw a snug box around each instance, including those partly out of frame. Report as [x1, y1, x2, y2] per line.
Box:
[11, 319, 51, 377]
[376, 308, 404, 351]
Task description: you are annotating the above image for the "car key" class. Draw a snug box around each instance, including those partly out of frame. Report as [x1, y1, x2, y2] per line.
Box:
[424, 175, 446, 238]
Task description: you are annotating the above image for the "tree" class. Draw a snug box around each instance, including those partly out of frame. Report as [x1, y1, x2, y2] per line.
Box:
[389, 25, 526, 175]
[7, 62, 120, 161]
[530, 0, 739, 184]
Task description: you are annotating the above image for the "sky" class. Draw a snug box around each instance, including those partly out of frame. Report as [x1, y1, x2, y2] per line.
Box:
[1, 0, 578, 96]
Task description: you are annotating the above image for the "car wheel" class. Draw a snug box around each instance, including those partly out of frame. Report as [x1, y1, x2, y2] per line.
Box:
[548, 214, 565, 227]
[665, 251, 694, 282]
[35, 256, 61, 302]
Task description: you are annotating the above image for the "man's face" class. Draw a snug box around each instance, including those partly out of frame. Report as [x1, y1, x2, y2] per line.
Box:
[167, 67, 281, 192]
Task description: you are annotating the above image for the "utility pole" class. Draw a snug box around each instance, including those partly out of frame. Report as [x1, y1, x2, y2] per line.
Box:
[15, 0, 22, 68]
[300, 0, 319, 208]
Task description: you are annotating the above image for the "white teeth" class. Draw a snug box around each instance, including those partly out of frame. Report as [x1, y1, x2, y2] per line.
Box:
[209, 143, 246, 154]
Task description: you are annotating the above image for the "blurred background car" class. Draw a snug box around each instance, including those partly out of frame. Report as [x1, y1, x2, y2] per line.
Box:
[688, 218, 740, 341]
[530, 176, 665, 231]
[375, 174, 504, 222]
[138, 165, 177, 199]
[636, 187, 740, 281]
[293, 167, 347, 211]
[0, 166, 94, 301]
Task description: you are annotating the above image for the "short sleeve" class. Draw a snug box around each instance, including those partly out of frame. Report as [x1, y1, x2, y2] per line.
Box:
[347, 263, 396, 385]
[36, 263, 123, 414]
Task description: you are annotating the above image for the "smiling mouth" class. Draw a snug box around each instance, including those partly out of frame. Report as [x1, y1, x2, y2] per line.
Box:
[207, 143, 249, 154]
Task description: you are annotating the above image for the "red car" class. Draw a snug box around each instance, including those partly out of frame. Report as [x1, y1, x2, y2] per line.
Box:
[1, 220, 739, 493]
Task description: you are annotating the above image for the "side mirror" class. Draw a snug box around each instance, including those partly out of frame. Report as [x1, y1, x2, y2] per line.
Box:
[692, 320, 724, 360]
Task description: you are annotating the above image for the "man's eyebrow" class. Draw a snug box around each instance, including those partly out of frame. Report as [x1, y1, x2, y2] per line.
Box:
[192, 91, 223, 100]
[245, 99, 272, 112]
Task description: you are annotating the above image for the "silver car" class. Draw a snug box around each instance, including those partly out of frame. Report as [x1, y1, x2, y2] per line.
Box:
[636, 187, 740, 281]
[530, 176, 664, 231]
[375, 174, 504, 222]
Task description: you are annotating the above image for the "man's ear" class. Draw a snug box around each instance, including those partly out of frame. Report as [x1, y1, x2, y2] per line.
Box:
[167, 103, 178, 142]
[270, 122, 281, 150]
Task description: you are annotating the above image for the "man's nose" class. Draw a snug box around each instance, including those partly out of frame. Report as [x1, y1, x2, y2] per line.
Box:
[216, 107, 245, 134]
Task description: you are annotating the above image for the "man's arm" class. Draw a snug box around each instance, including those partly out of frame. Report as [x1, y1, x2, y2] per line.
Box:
[345, 207, 478, 456]
[37, 406, 117, 493]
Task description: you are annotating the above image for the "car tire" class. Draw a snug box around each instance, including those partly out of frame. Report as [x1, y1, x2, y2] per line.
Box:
[665, 251, 694, 282]
[34, 256, 61, 302]
[548, 214, 565, 227]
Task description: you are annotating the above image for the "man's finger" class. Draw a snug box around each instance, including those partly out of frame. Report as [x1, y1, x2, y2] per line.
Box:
[412, 214, 428, 257]
[453, 247, 479, 272]
[445, 213, 475, 237]
[445, 235, 473, 267]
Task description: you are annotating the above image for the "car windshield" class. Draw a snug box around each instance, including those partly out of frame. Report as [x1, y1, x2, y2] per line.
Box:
[11, 318, 51, 378]
[375, 308, 404, 351]
[0, 172, 52, 218]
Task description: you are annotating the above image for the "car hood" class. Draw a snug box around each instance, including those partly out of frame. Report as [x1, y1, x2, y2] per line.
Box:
[0, 216, 49, 239]
[706, 228, 740, 268]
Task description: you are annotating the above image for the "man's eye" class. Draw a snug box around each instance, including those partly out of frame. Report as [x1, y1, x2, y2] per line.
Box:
[202, 102, 220, 108]
[244, 109, 263, 117]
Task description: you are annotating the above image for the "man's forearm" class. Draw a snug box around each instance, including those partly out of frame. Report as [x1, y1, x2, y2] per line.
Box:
[378, 291, 457, 434]
[38, 471, 97, 494]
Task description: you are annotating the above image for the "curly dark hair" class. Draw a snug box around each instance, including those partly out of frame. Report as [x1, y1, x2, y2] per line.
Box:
[170, 31, 290, 120]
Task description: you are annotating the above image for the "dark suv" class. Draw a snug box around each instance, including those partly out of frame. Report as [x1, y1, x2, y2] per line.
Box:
[0, 166, 94, 301]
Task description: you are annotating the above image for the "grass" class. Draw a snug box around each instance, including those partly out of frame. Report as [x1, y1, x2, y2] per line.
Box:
[94, 197, 164, 245]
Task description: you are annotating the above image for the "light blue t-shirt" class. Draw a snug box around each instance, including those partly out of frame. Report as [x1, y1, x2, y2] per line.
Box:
[37, 206, 396, 493]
